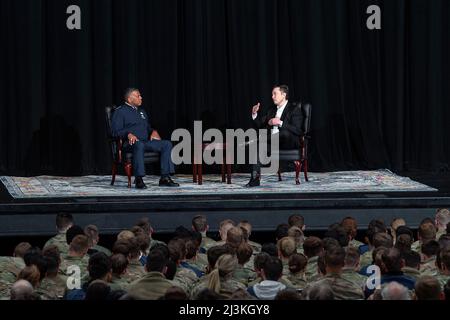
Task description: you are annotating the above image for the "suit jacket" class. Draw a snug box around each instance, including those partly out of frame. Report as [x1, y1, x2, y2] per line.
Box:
[253, 102, 304, 137]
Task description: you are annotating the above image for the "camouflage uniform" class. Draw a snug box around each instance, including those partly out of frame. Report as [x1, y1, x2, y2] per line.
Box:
[348, 239, 364, 249]
[36, 275, 68, 300]
[248, 240, 262, 254]
[44, 232, 69, 256]
[341, 268, 368, 290]
[186, 253, 208, 274]
[232, 265, 257, 286]
[411, 240, 421, 253]
[59, 254, 89, 281]
[0, 278, 12, 300]
[124, 260, 146, 284]
[307, 272, 365, 300]
[420, 257, 438, 276]
[282, 272, 308, 291]
[435, 272, 450, 290]
[127, 271, 173, 300]
[0, 256, 24, 284]
[109, 274, 130, 291]
[190, 275, 246, 299]
[172, 266, 198, 295]
[201, 236, 217, 251]
[305, 256, 321, 282]
[92, 244, 111, 256]
[359, 250, 373, 269]
[401, 267, 421, 281]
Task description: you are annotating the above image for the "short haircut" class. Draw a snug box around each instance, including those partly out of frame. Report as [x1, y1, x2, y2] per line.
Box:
[146, 250, 168, 273]
[303, 236, 323, 258]
[168, 238, 186, 262]
[162, 286, 188, 300]
[273, 84, 289, 99]
[401, 250, 421, 269]
[88, 252, 112, 280]
[288, 214, 305, 228]
[439, 248, 450, 270]
[415, 276, 442, 300]
[418, 222, 437, 241]
[66, 225, 85, 245]
[341, 217, 358, 238]
[135, 217, 153, 235]
[261, 243, 278, 257]
[325, 246, 345, 268]
[226, 227, 244, 250]
[275, 224, 290, 240]
[185, 239, 198, 260]
[373, 233, 393, 249]
[111, 254, 128, 275]
[262, 256, 283, 281]
[85, 280, 111, 301]
[84, 225, 99, 247]
[421, 240, 440, 257]
[117, 230, 135, 241]
[56, 213, 74, 231]
[366, 219, 387, 244]
[192, 215, 208, 232]
[10, 280, 34, 300]
[395, 234, 413, 253]
[124, 88, 139, 101]
[112, 239, 130, 256]
[324, 224, 349, 247]
[307, 282, 334, 300]
[382, 248, 403, 273]
[253, 252, 270, 271]
[344, 247, 360, 267]
[395, 226, 414, 240]
[238, 220, 252, 234]
[236, 242, 253, 265]
[436, 208, 450, 226]
[14, 242, 32, 258]
[69, 235, 89, 254]
[206, 245, 230, 269]
[381, 282, 410, 300]
[275, 288, 302, 300]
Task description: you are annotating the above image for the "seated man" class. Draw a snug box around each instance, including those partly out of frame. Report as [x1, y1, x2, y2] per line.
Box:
[246, 84, 303, 187]
[111, 88, 179, 188]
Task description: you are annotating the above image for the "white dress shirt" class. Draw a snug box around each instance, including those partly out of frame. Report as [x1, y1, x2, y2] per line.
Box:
[252, 101, 288, 135]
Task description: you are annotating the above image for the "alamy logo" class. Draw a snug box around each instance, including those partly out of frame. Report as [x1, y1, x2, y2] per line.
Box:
[66, 5, 82, 30]
[366, 265, 381, 290]
[66, 265, 81, 290]
[366, 5, 381, 30]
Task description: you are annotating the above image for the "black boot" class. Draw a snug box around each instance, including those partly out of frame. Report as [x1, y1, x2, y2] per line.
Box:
[159, 176, 180, 187]
[244, 172, 260, 188]
[135, 177, 147, 189]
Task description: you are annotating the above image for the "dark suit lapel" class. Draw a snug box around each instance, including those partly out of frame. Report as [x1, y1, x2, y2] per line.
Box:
[280, 103, 292, 122]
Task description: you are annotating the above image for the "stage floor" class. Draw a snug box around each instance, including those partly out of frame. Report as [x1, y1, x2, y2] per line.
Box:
[0, 170, 449, 237]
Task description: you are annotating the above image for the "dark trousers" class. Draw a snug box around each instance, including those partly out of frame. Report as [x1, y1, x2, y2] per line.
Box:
[124, 140, 175, 178]
[250, 130, 299, 176]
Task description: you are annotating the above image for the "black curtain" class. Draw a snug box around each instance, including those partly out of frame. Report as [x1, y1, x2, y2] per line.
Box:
[0, 0, 449, 176]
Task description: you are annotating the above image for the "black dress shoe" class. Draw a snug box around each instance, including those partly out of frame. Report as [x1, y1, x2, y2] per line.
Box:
[244, 175, 260, 187]
[135, 177, 147, 189]
[159, 177, 180, 187]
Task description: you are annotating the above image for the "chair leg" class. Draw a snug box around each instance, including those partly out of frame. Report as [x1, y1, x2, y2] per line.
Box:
[111, 163, 117, 186]
[294, 161, 301, 185]
[193, 162, 197, 183]
[124, 161, 132, 188]
[303, 159, 309, 182]
[221, 163, 226, 183]
[278, 168, 282, 181]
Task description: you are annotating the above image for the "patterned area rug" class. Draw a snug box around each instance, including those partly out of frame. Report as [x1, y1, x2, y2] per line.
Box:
[0, 170, 437, 199]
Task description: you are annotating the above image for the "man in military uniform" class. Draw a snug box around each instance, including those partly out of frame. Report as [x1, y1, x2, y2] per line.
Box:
[305, 246, 365, 300]
[111, 88, 179, 189]
[44, 213, 74, 255]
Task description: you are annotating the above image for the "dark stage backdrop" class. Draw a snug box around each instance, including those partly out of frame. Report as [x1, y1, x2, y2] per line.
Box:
[0, 0, 449, 176]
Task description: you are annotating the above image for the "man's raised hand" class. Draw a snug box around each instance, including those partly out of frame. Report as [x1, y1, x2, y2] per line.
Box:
[252, 102, 260, 114]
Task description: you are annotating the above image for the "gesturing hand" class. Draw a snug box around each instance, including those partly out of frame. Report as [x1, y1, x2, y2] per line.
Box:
[128, 133, 139, 145]
[268, 118, 282, 126]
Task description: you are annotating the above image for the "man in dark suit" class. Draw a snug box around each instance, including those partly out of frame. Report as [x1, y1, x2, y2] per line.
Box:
[245, 85, 303, 187]
[111, 88, 179, 189]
